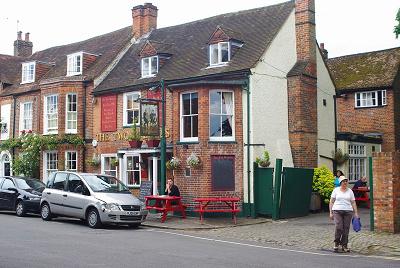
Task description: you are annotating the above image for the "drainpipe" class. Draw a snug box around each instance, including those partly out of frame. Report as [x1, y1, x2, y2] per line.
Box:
[82, 81, 88, 172]
[333, 95, 338, 171]
[243, 75, 251, 217]
[12, 95, 17, 164]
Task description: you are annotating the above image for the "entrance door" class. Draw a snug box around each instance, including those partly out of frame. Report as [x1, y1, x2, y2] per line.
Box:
[148, 157, 161, 195]
[0, 152, 11, 177]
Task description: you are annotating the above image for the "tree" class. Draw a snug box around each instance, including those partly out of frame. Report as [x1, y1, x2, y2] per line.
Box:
[395, 8, 400, 39]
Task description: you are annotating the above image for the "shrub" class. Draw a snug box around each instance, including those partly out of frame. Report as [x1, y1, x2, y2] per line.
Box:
[255, 150, 270, 167]
[312, 166, 334, 204]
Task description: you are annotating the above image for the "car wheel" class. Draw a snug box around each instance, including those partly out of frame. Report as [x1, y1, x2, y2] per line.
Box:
[15, 201, 26, 217]
[87, 208, 102, 229]
[128, 223, 141, 228]
[41, 202, 52, 221]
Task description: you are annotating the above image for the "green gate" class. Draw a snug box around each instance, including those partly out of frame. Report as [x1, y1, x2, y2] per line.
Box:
[254, 163, 274, 216]
[279, 167, 314, 218]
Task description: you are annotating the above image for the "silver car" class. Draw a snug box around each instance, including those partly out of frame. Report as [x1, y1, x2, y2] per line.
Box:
[40, 172, 148, 228]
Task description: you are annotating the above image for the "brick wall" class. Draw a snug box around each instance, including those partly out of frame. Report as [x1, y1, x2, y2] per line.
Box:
[337, 90, 396, 152]
[372, 151, 400, 233]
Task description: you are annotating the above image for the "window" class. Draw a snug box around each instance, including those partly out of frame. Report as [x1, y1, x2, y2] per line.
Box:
[123, 92, 140, 126]
[21, 62, 35, 83]
[180, 92, 198, 141]
[209, 42, 230, 66]
[44, 151, 58, 182]
[67, 52, 83, 76]
[209, 90, 234, 141]
[348, 144, 366, 182]
[1, 178, 14, 190]
[19, 102, 33, 133]
[67, 174, 82, 193]
[101, 154, 118, 178]
[66, 93, 77, 133]
[65, 151, 78, 172]
[211, 155, 235, 191]
[44, 95, 58, 134]
[141, 56, 158, 77]
[355, 90, 387, 108]
[0, 104, 11, 140]
[126, 155, 140, 187]
[52, 172, 67, 191]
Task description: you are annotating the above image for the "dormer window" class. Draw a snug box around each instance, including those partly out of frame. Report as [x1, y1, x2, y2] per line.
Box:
[21, 62, 35, 84]
[209, 42, 230, 66]
[67, 52, 83, 76]
[141, 56, 158, 78]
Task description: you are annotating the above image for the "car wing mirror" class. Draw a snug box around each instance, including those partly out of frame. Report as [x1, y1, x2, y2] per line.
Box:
[7, 188, 18, 193]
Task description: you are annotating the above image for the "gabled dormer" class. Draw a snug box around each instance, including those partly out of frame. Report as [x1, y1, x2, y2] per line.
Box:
[139, 41, 173, 78]
[21, 61, 35, 84]
[66, 51, 99, 76]
[207, 26, 244, 67]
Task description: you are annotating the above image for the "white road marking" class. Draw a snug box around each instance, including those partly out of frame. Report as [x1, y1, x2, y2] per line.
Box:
[146, 229, 400, 261]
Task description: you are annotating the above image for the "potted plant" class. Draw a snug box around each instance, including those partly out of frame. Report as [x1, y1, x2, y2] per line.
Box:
[332, 148, 349, 165]
[127, 123, 142, 148]
[255, 150, 270, 168]
[145, 136, 160, 148]
[110, 158, 119, 167]
[87, 154, 101, 167]
[166, 157, 181, 170]
[186, 153, 201, 168]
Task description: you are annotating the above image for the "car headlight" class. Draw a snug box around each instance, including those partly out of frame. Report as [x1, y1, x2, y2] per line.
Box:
[103, 203, 121, 211]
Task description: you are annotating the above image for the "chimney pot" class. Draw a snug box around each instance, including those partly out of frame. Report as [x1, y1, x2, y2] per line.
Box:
[132, 3, 158, 39]
[25, 32, 30, 42]
[17, 31, 22, 40]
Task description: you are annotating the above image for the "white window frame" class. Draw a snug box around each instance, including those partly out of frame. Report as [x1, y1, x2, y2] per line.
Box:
[209, 90, 235, 142]
[124, 154, 141, 187]
[0, 104, 11, 140]
[141, 56, 158, 78]
[123, 92, 141, 127]
[65, 151, 78, 172]
[180, 92, 199, 142]
[43, 151, 58, 184]
[19, 102, 33, 134]
[209, 42, 230, 66]
[355, 90, 387, 108]
[65, 93, 78, 134]
[348, 143, 366, 182]
[21, 62, 35, 84]
[43, 94, 58, 135]
[66, 52, 83, 76]
[101, 154, 118, 178]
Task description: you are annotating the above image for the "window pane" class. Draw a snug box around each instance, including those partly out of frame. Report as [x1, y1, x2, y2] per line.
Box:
[221, 115, 233, 136]
[220, 43, 229, 62]
[221, 92, 233, 115]
[210, 115, 221, 137]
[192, 115, 198, 137]
[151, 56, 158, 75]
[191, 93, 198, 114]
[182, 94, 191, 115]
[142, 58, 149, 76]
[183, 116, 192, 138]
[210, 91, 221, 114]
[210, 44, 218, 65]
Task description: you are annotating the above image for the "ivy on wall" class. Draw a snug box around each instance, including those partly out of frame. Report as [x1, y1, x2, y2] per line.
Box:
[0, 132, 84, 179]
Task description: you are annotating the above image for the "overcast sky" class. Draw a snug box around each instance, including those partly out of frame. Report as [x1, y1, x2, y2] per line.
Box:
[0, 0, 399, 58]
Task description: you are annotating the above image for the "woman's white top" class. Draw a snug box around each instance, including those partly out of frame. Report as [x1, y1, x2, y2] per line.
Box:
[331, 187, 355, 211]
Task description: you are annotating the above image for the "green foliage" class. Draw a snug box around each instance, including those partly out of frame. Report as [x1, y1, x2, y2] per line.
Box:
[0, 133, 84, 179]
[394, 8, 400, 39]
[332, 148, 349, 165]
[312, 166, 334, 204]
[87, 154, 101, 167]
[255, 150, 270, 167]
[127, 124, 141, 141]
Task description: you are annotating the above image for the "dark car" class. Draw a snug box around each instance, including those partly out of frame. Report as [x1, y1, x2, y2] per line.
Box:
[0, 176, 45, 216]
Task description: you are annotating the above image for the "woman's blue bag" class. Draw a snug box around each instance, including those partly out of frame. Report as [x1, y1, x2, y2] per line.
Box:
[352, 217, 362, 232]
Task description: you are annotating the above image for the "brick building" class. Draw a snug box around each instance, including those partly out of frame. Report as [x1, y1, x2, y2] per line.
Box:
[327, 47, 400, 182]
[0, 0, 336, 215]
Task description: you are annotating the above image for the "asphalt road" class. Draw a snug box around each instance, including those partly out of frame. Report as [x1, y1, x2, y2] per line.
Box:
[0, 212, 398, 268]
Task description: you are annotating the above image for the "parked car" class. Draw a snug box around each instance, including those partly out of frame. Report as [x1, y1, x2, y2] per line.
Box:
[0, 176, 45, 216]
[40, 172, 148, 228]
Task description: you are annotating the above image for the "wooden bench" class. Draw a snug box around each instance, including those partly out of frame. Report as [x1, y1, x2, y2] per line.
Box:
[145, 195, 186, 222]
[193, 197, 240, 224]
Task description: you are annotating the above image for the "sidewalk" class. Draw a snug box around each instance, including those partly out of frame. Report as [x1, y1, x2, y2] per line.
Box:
[143, 208, 400, 259]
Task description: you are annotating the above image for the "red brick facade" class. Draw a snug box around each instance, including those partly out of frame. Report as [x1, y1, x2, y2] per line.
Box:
[372, 151, 400, 233]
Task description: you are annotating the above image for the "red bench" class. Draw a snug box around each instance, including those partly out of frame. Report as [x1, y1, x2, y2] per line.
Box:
[353, 187, 370, 208]
[145, 195, 186, 222]
[193, 197, 240, 224]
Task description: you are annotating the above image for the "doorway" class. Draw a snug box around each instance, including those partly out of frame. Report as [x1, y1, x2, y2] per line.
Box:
[148, 157, 161, 195]
[0, 151, 12, 177]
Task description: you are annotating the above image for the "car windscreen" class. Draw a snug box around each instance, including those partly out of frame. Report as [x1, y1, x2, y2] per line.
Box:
[15, 178, 46, 191]
[82, 175, 130, 193]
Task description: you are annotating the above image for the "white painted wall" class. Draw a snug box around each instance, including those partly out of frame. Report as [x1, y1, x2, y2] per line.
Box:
[316, 49, 336, 170]
[243, 10, 296, 203]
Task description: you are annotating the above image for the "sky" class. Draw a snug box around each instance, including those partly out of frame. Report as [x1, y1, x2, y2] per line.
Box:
[0, 0, 399, 58]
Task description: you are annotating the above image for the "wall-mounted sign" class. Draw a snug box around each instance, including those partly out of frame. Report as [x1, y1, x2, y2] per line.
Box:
[140, 102, 159, 137]
[95, 129, 170, 143]
[101, 95, 117, 132]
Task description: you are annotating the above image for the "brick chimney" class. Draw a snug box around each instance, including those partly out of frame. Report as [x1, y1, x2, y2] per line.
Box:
[13, 31, 33, 57]
[131, 3, 158, 39]
[287, 0, 318, 168]
[319, 43, 328, 59]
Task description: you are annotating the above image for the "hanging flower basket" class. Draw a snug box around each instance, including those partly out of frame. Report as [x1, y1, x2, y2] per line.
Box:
[186, 153, 201, 168]
[166, 157, 181, 170]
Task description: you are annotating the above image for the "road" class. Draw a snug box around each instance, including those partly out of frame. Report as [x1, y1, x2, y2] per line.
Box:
[0, 213, 398, 268]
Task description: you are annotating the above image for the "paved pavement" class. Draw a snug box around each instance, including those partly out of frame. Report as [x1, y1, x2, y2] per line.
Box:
[143, 208, 400, 259]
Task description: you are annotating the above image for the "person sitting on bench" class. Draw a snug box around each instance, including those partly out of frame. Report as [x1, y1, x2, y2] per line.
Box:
[352, 176, 367, 198]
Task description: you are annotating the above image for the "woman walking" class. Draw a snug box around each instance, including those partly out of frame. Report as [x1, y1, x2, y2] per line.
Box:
[329, 176, 359, 252]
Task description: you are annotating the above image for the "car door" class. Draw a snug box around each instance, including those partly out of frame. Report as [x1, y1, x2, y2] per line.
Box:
[0, 177, 6, 209]
[63, 174, 89, 218]
[0, 178, 18, 210]
[43, 172, 68, 215]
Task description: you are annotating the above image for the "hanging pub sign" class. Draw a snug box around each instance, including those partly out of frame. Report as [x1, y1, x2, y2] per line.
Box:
[140, 101, 159, 136]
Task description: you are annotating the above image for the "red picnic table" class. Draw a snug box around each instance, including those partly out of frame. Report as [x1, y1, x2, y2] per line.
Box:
[193, 197, 240, 224]
[145, 195, 186, 223]
[353, 187, 370, 208]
